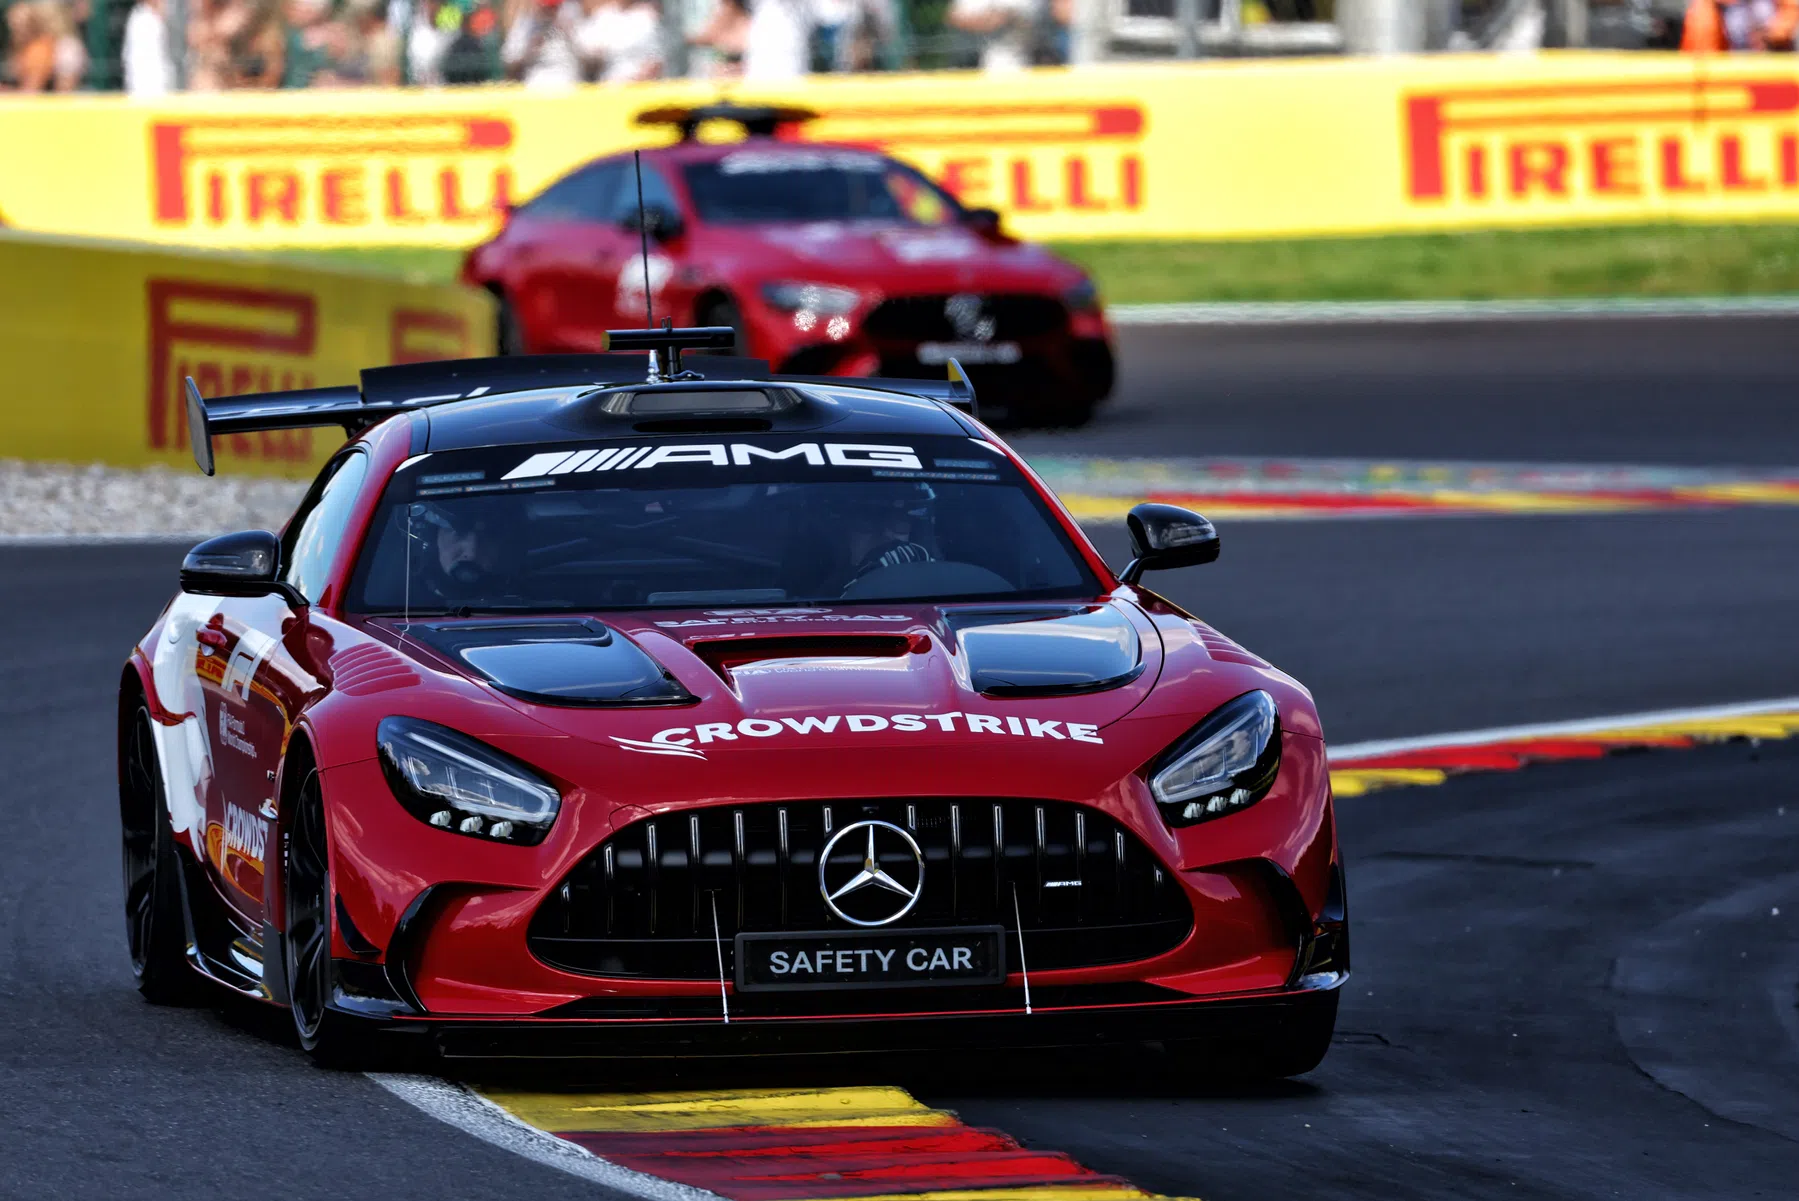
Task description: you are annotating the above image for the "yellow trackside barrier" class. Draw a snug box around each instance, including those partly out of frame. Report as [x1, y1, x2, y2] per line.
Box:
[1, 54, 1799, 250]
[0, 231, 494, 475]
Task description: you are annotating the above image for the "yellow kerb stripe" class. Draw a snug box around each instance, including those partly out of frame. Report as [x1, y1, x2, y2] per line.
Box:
[829, 1188, 1164, 1201]
[1328, 768, 1447, 797]
[482, 1085, 955, 1133]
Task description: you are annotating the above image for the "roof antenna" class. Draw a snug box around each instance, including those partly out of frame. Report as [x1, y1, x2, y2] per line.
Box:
[633, 149, 660, 384]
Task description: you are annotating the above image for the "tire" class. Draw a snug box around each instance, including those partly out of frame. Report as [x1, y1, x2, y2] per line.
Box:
[120, 705, 208, 1005]
[698, 295, 746, 357]
[282, 769, 370, 1068]
[1035, 395, 1097, 430]
[495, 292, 527, 356]
[1166, 990, 1340, 1082]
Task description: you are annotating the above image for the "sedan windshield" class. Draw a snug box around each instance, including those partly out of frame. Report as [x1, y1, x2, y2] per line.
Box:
[348, 431, 1099, 614]
[682, 149, 961, 226]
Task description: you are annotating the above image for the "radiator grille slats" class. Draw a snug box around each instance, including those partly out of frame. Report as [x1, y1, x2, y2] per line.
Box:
[529, 798, 1192, 980]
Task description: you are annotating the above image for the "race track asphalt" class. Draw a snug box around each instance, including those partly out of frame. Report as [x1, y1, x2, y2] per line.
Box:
[1, 318, 1794, 1200]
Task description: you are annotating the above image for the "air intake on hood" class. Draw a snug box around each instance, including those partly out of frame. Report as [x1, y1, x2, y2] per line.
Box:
[689, 634, 914, 683]
[951, 605, 1144, 697]
[412, 619, 694, 707]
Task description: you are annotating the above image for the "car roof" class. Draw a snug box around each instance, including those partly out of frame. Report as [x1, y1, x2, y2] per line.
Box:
[640, 139, 893, 167]
[420, 378, 975, 453]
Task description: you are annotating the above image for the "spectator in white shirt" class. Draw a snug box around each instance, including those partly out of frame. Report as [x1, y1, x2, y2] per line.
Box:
[122, 0, 176, 94]
[742, 0, 809, 79]
[947, 0, 1038, 71]
[573, 0, 662, 82]
[501, 0, 583, 87]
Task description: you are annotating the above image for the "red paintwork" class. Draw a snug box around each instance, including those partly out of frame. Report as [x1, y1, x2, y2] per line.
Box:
[558, 1125, 1125, 1201]
[126, 406, 1340, 1035]
[460, 139, 1113, 411]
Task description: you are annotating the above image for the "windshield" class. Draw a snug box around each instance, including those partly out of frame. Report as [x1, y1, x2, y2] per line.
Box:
[682, 149, 962, 226]
[348, 432, 1099, 614]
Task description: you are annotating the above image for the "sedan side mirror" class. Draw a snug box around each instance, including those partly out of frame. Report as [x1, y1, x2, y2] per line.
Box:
[962, 206, 1006, 239]
[1120, 503, 1218, 585]
[181, 530, 282, 597]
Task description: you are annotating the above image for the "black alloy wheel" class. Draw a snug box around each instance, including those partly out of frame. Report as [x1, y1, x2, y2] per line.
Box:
[1166, 989, 1340, 1082]
[120, 705, 206, 1005]
[699, 295, 746, 357]
[496, 292, 527, 356]
[283, 769, 367, 1065]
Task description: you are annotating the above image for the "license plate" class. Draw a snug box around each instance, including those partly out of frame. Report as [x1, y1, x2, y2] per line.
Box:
[735, 926, 1006, 992]
[918, 341, 1022, 365]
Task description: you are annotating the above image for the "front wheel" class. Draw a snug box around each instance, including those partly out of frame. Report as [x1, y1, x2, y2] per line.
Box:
[1166, 990, 1339, 1082]
[495, 292, 527, 356]
[283, 770, 369, 1067]
[120, 705, 208, 1005]
[698, 295, 746, 357]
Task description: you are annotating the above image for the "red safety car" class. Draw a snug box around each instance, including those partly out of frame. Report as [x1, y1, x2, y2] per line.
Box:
[119, 331, 1345, 1069]
[461, 105, 1116, 428]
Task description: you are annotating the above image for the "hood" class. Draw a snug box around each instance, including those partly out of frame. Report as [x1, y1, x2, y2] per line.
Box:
[343, 598, 1314, 811]
[724, 221, 1079, 291]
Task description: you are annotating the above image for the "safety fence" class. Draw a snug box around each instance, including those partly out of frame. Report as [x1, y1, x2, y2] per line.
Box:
[2, 53, 1799, 248]
[0, 231, 493, 475]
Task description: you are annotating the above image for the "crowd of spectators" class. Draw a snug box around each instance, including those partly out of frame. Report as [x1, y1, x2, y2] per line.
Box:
[0, 0, 1078, 91]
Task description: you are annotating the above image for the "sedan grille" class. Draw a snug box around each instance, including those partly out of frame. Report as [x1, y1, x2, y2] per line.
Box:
[529, 798, 1192, 980]
[862, 295, 1068, 342]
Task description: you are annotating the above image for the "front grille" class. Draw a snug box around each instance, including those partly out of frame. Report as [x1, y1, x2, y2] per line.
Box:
[862, 294, 1068, 342]
[529, 799, 1192, 980]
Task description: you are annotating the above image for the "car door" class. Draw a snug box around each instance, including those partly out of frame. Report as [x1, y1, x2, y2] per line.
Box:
[507, 160, 629, 351]
[197, 450, 367, 927]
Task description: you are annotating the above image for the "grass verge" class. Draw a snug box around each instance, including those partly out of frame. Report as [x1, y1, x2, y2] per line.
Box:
[271, 223, 1799, 305]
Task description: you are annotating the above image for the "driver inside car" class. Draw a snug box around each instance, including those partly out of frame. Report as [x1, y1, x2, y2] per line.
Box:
[842, 484, 937, 587]
[407, 501, 510, 606]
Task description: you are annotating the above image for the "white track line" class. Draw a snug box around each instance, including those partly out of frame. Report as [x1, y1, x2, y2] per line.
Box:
[1108, 297, 1799, 326]
[368, 1074, 728, 1201]
[1329, 696, 1799, 764]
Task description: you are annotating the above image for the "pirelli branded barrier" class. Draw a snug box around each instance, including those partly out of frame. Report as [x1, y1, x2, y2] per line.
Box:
[0, 232, 494, 474]
[2, 54, 1799, 249]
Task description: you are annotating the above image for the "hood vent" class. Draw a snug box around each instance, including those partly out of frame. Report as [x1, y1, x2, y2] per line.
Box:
[951, 605, 1144, 697]
[690, 634, 914, 683]
[411, 618, 695, 707]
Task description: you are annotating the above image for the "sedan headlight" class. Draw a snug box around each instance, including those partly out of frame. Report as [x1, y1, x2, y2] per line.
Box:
[761, 281, 861, 315]
[1149, 691, 1281, 827]
[376, 717, 561, 845]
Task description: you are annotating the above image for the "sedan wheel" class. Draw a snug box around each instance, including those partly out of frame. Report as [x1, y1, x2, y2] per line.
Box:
[120, 706, 206, 1005]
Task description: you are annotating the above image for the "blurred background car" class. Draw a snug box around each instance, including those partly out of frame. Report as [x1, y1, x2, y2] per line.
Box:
[460, 104, 1116, 427]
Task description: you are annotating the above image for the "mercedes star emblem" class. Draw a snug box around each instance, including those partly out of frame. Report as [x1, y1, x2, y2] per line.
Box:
[817, 820, 925, 927]
[943, 293, 996, 343]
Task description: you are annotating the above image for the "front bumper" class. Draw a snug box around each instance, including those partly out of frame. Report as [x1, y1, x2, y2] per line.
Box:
[389, 981, 1343, 1060]
[317, 732, 1343, 1041]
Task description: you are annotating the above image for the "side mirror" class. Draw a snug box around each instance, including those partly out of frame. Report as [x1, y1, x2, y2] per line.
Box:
[619, 205, 683, 242]
[181, 530, 282, 598]
[1120, 503, 1218, 585]
[962, 206, 1005, 239]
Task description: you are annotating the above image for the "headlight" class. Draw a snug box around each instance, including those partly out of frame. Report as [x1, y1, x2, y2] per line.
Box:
[1064, 278, 1100, 314]
[376, 716, 561, 845]
[761, 281, 860, 315]
[1149, 691, 1280, 827]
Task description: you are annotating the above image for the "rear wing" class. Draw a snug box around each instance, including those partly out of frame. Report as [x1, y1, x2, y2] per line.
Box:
[183, 325, 978, 475]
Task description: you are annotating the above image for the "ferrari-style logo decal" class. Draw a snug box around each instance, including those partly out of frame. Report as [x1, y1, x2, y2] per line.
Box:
[818, 820, 924, 927]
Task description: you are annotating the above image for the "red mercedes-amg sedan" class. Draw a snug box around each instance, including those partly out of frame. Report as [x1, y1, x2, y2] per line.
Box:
[461, 105, 1116, 427]
[119, 332, 1345, 1069]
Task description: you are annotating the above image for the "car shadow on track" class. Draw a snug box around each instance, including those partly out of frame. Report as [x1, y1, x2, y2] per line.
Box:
[433, 1043, 1326, 1104]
